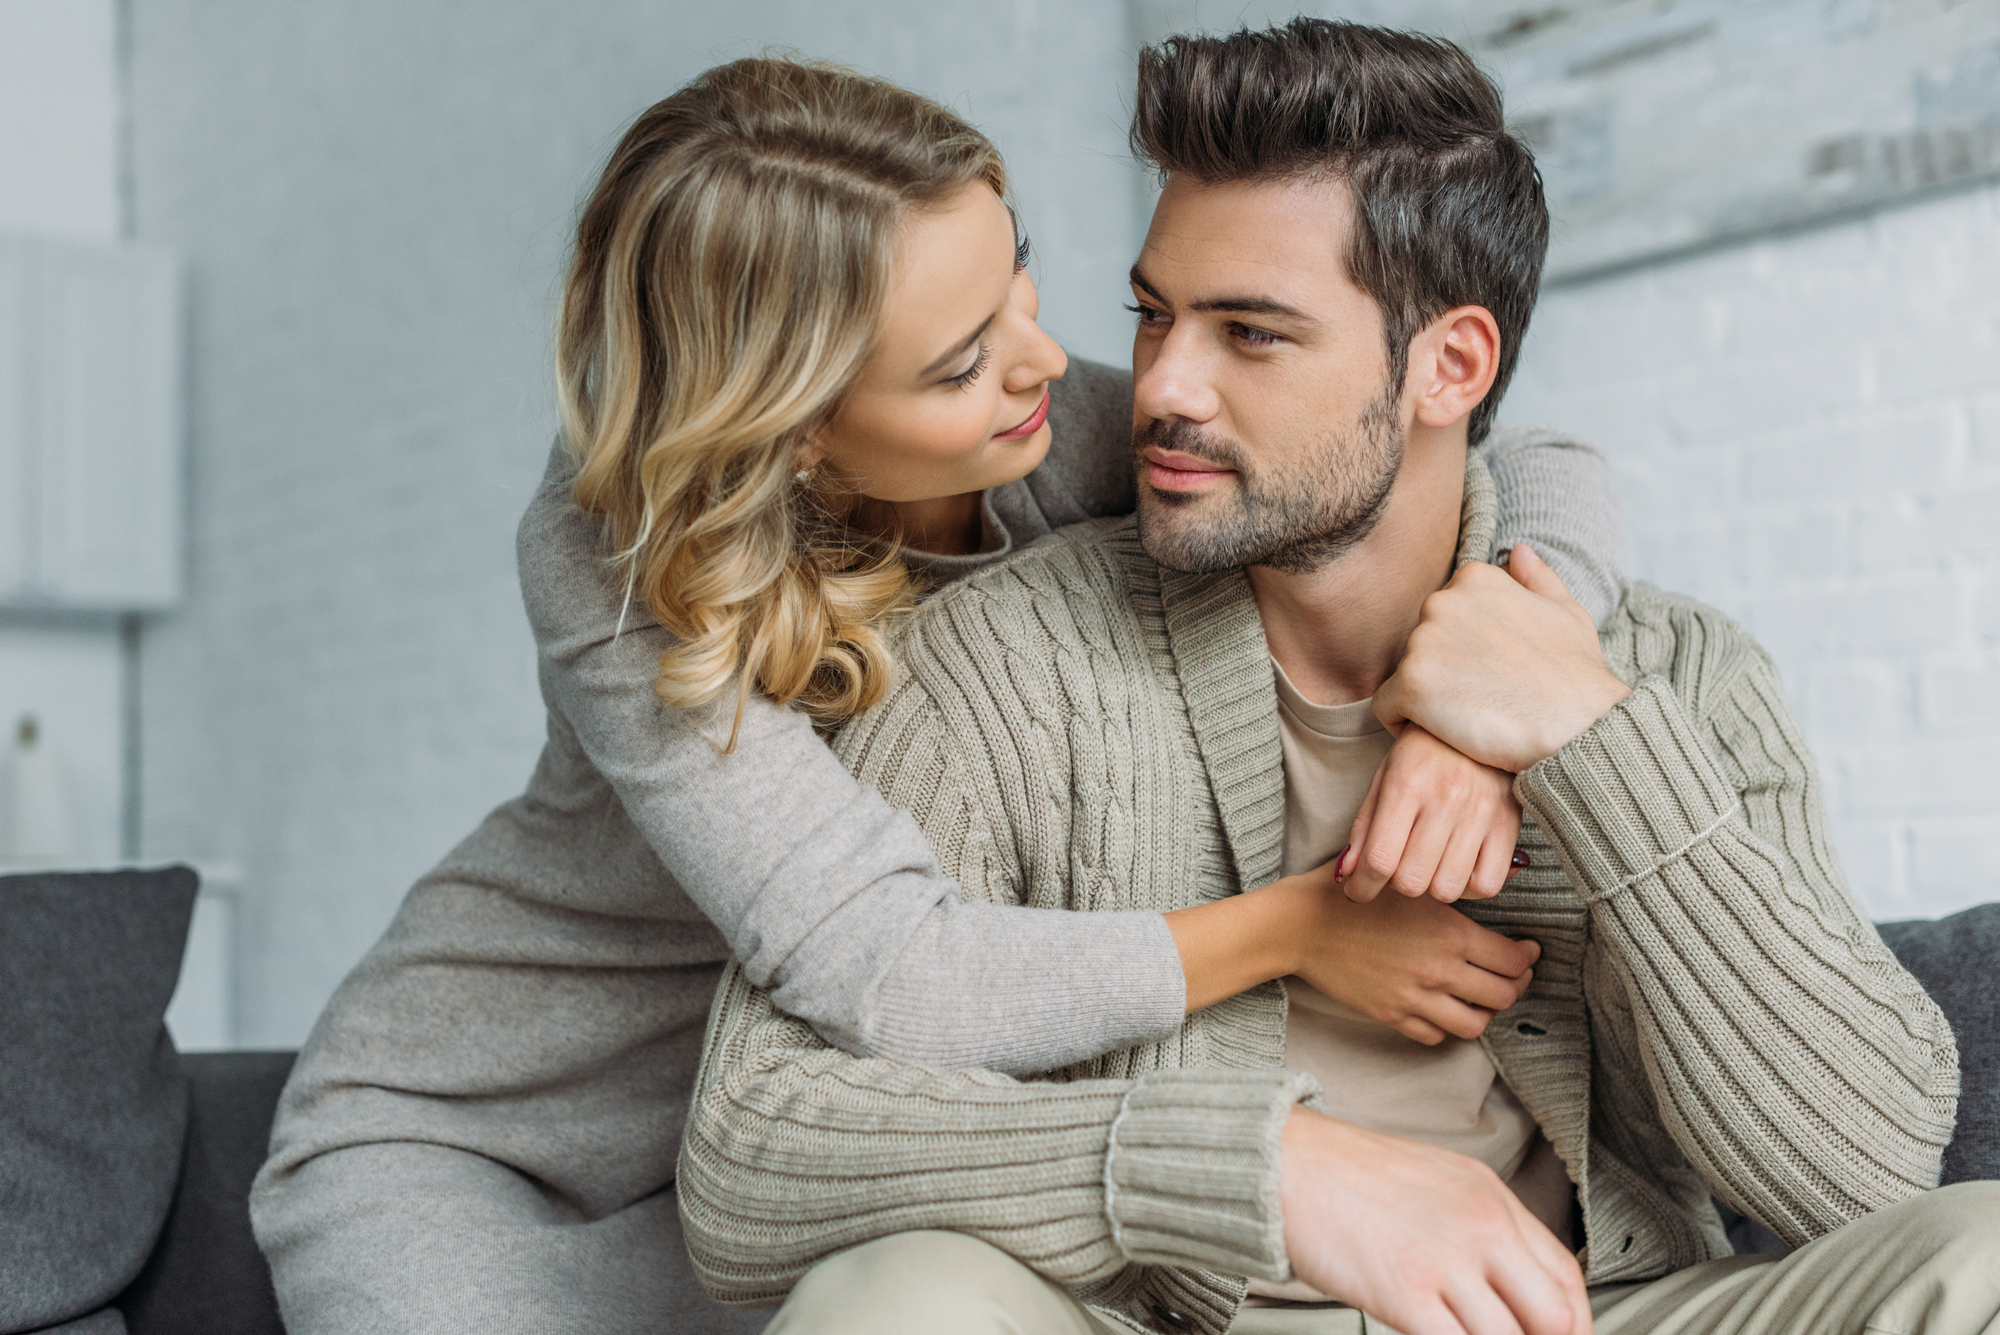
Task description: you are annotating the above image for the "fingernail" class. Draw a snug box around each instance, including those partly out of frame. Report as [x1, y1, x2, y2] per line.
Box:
[1510, 849, 1531, 868]
[1331, 844, 1349, 882]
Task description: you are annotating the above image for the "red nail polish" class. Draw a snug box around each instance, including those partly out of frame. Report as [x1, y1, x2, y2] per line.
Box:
[1332, 844, 1349, 882]
[1511, 849, 1531, 868]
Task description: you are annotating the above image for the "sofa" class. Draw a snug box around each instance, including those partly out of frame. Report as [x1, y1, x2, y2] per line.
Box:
[3, 866, 1993, 1334]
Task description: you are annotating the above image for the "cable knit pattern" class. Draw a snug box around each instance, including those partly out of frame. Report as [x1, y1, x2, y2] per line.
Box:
[678, 454, 1952, 1332]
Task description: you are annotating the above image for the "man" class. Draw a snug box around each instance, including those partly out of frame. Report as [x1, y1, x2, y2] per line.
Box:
[677, 20, 1987, 1335]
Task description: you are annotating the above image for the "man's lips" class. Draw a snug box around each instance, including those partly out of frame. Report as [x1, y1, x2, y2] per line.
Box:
[994, 390, 1051, 440]
[1143, 445, 1236, 492]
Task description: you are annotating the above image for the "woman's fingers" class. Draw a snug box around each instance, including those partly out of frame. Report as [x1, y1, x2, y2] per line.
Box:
[1341, 766, 1387, 900]
[1426, 817, 1486, 903]
[1384, 805, 1453, 899]
[1421, 993, 1499, 1042]
[1463, 923, 1540, 981]
[1391, 1013, 1452, 1047]
[1466, 807, 1523, 899]
[1449, 961, 1532, 1015]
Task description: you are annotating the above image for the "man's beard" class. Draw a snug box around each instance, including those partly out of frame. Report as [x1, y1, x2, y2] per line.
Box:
[1134, 384, 1405, 576]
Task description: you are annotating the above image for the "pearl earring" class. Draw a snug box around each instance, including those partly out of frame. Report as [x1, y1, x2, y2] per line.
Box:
[794, 467, 814, 485]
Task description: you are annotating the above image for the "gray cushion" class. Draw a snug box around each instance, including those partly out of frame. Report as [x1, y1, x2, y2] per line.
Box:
[117, 1052, 296, 1335]
[0, 867, 197, 1335]
[1876, 904, 2000, 1185]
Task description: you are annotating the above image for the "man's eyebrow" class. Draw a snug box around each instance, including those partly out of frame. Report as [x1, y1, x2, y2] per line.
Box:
[1128, 264, 1315, 324]
[920, 315, 995, 377]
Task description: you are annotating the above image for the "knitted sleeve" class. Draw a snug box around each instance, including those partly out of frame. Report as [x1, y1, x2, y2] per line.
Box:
[677, 959, 1311, 1308]
[516, 441, 1183, 1073]
[675, 677, 1311, 1310]
[1515, 587, 1958, 1248]
[1484, 428, 1627, 627]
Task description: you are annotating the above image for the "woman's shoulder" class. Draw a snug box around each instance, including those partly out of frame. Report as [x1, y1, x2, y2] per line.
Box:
[1029, 356, 1137, 524]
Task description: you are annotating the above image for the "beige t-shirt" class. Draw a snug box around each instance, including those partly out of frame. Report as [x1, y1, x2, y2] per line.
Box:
[1250, 660, 1573, 1303]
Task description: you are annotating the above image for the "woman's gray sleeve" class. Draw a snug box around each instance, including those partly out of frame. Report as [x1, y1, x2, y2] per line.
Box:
[1484, 427, 1629, 627]
[517, 444, 1184, 1074]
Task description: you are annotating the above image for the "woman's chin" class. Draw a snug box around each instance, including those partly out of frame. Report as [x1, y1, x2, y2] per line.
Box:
[986, 421, 1054, 488]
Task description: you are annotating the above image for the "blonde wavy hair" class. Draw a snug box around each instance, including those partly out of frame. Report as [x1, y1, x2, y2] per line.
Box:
[556, 58, 1008, 746]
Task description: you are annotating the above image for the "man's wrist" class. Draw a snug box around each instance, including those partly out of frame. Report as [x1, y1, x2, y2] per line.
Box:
[1532, 674, 1633, 768]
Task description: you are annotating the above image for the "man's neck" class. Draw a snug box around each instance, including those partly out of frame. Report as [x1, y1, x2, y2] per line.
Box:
[1250, 433, 1469, 706]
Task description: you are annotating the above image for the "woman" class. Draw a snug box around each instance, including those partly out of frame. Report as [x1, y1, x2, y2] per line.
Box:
[252, 57, 1623, 1332]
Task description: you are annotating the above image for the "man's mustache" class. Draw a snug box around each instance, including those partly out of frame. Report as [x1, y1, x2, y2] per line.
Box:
[1132, 417, 1249, 473]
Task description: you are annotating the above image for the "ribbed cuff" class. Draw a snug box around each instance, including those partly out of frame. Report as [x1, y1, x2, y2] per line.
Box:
[1103, 1067, 1320, 1281]
[1514, 677, 1741, 903]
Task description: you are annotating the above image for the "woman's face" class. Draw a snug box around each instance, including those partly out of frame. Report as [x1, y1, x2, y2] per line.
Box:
[805, 182, 1068, 503]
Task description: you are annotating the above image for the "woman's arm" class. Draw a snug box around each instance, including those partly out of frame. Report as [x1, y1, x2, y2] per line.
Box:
[518, 442, 1186, 1074]
[1483, 427, 1627, 627]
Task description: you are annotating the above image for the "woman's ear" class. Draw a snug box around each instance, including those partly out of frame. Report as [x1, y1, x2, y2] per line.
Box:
[1412, 305, 1501, 431]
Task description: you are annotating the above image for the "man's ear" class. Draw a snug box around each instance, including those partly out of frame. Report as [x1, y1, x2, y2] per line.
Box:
[1411, 305, 1501, 431]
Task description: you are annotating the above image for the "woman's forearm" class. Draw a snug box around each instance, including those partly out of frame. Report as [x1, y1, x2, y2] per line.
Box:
[1167, 880, 1303, 1013]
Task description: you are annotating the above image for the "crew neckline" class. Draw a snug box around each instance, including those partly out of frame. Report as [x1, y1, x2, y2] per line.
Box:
[1270, 656, 1386, 741]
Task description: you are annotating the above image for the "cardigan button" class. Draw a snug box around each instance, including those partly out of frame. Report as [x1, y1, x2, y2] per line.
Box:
[1152, 1303, 1191, 1329]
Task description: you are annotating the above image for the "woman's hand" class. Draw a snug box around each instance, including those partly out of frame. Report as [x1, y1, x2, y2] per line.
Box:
[1285, 864, 1539, 1044]
[1336, 724, 1524, 905]
[1167, 861, 1539, 1043]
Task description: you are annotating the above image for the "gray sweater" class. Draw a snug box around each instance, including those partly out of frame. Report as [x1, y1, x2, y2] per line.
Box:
[252, 358, 1627, 1332]
[678, 454, 1958, 1335]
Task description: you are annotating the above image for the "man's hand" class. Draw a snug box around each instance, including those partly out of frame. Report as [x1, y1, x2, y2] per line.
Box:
[1280, 1109, 1592, 1335]
[1285, 868, 1539, 1044]
[1374, 545, 1632, 773]
[1338, 724, 1524, 904]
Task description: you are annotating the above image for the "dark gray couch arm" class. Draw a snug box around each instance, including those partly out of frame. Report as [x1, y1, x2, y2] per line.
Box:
[118, 1053, 294, 1335]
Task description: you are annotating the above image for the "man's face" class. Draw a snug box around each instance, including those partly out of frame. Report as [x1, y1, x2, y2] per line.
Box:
[1129, 173, 1404, 575]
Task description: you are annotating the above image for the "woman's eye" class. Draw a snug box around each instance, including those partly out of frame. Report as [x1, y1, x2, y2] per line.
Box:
[947, 342, 992, 390]
[1015, 233, 1032, 272]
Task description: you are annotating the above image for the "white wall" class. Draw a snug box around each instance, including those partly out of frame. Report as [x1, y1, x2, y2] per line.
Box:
[1502, 181, 2000, 922]
[0, 0, 123, 870]
[0, 0, 120, 238]
[128, 0, 1149, 1047]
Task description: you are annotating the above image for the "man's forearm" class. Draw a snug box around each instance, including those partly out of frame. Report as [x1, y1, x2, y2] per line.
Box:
[678, 960, 1311, 1305]
[1517, 669, 1958, 1245]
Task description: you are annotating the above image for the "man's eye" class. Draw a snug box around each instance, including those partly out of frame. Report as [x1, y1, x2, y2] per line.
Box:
[1124, 302, 1168, 326]
[1231, 322, 1280, 347]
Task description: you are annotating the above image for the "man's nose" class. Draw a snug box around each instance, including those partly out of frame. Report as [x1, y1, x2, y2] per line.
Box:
[1132, 327, 1221, 425]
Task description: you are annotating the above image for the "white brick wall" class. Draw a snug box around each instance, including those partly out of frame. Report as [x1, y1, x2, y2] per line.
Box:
[1502, 181, 2000, 921]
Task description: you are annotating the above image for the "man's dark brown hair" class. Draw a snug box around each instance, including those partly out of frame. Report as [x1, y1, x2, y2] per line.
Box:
[1131, 18, 1548, 446]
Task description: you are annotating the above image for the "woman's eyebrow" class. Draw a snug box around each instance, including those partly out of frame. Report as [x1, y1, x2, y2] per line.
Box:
[921, 315, 996, 377]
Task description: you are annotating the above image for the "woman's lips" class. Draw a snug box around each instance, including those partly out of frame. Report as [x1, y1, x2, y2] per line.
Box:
[1143, 446, 1235, 492]
[993, 389, 1051, 440]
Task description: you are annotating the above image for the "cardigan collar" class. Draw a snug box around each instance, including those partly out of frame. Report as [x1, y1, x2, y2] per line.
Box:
[1159, 451, 1498, 892]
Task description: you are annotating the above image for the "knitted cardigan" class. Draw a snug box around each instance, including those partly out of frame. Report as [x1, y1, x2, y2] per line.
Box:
[677, 454, 1958, 1335]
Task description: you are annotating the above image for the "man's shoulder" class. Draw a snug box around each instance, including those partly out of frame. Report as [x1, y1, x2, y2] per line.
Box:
[892, 516, 1152, 682]
[1602, 581, 1775, 710]
[922, 514, 1143, 615]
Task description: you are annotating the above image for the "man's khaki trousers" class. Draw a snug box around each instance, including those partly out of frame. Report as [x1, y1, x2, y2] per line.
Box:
[763, 1182, 2000, 1334]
